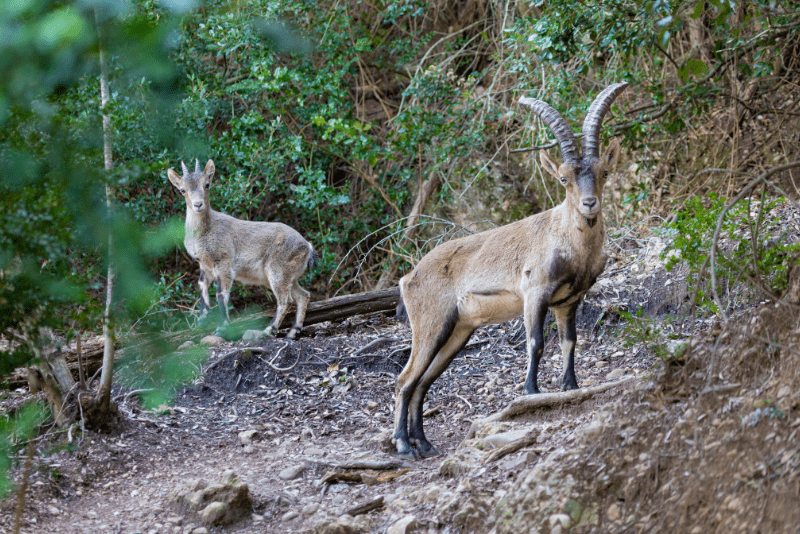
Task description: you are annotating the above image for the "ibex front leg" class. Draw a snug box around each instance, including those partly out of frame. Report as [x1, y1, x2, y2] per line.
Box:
[554, 301, 581, 391]
[197, 268, 212, 323]
[523, 292, 550, 395]
[214, 270, 234, 335]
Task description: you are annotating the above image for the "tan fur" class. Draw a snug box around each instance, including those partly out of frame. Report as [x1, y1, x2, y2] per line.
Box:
[392, 139, 622, 460]
[167, 159, 316, 339]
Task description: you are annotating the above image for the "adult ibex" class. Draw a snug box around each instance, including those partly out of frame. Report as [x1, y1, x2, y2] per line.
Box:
[167, 159, 318, 340]
[392, 82, 629, 459]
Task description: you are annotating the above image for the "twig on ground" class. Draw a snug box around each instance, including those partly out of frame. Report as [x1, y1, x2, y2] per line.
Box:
[112, 388, 155, 404]
[259, 341, 301, 372]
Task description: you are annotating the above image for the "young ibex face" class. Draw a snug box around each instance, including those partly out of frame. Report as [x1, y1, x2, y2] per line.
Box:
[167, 159, 215, 214]
[539, 140, 621, 226]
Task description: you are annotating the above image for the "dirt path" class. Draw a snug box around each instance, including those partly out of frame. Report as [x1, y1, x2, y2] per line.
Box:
[2, 229, 799, 534]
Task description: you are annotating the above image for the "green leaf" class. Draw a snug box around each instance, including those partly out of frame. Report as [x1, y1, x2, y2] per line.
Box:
[688, 58, 710, 78]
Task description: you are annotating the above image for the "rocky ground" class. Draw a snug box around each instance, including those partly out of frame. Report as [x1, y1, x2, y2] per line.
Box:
[1, 216, 800, 534]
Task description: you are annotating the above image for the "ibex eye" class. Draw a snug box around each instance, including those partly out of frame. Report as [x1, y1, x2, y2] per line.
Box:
[559, 176, 568, 185]
[205, 182, 210, 189]
[603, 171, 609, 178]
[180, 188, 185, 194]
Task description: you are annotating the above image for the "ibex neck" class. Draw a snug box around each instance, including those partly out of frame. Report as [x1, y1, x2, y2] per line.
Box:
[185, 205, 211, 234]
[556, 203, 605, 246]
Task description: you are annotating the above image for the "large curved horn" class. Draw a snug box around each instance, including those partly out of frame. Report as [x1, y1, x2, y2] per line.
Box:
[195, 158, 201, 173]
[180, 161, 188, 175]
[581, 82, 629, 158]
[519, 96, 579, 163]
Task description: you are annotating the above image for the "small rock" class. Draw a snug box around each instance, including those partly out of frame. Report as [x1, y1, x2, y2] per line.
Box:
[778, 385, 791, 399]
[178, 340, 196, 351]
[200, 502, 227, 525]
[167, 515, 184, 525]
[243, 445, 254, 454]
[549, 513, 571, 529]
[47, 505, 61, 515]
[594, 360, 609, 368]
[242, 329, 266, 342]
[200, 335, 225, 346]
[302, 503, 320, 517]
[611, 351, 624, 358]
[279, 465, 305, 480]
[282, 510, 300, 522]
[191, 528, 209, 534]
[607, 503, 621, 522]
[578, 419, 605, 442]
[305, 446, 326, 456]
[607, 368, 625, 379]
[387, 515, 418, 534]
[238, 429, 260, 445]
[367, 400, 379, 409]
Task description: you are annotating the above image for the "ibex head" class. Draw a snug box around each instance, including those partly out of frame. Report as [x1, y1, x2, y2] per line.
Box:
[519, 82, 628, 227]
[167, 159, 216, 214]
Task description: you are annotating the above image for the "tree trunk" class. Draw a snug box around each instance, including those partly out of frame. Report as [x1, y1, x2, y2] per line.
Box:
[90, 10, 120, 430]
[375, 174, 440, 289]
[32, 330, 77, 427]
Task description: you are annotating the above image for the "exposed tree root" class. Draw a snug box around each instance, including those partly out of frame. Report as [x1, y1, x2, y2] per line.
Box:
[482, 434, 538, 465]
[465, 377, 635, 440]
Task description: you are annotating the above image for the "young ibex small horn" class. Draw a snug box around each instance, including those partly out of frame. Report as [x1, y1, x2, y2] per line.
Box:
[167, 159, 318, 339]
[392, 82, 629, 459]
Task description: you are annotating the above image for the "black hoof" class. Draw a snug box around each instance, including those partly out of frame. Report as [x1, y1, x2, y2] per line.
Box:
[416, 441, 441, 459]
[523, 383, 541, 395]
[395, 439, 420, 461]
[562, 378, 579, 391]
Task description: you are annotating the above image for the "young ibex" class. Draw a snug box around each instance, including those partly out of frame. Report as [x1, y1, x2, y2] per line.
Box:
[392, 82, 629, 459]
[167, 159, 318, 339]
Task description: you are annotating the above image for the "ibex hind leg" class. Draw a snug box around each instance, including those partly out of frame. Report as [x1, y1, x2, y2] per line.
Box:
[407, 323, 473, 458]
[286, 280, 310, 340]
[264, 270, 291, 338]
[393, 306, 460, 460]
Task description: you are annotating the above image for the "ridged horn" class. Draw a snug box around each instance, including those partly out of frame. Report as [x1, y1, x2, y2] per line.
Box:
[581, 82, 629, 158]
[195, 158, 201, 173]
[180, 160, 188, 175]
[519, 96, 579, 163]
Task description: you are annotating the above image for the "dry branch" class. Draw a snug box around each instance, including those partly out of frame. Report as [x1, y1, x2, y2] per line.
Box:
[465, 377, 635, 440]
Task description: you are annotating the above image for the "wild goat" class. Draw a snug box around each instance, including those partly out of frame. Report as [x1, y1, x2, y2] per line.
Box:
[167, 159, 318, 339]
[392, 82, 629, 459]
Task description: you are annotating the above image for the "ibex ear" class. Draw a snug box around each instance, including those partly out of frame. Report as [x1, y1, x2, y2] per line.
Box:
[167, 169, 182, 189]
[602, 138, 621, 170]
[204, 159, 216, 181]
[539, 149, 561, 179]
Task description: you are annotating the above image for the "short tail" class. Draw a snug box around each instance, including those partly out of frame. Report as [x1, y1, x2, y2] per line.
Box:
[308, 247, 320, 269]
[395, 293, 409, 324]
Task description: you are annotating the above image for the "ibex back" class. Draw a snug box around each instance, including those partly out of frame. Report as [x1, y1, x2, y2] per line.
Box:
[393, 83, 629, 460]
[167, 159, 318, 339]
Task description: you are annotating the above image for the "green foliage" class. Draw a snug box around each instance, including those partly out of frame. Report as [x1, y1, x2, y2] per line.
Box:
[0, 403, 47, 498]
[663, 193, 798, 312]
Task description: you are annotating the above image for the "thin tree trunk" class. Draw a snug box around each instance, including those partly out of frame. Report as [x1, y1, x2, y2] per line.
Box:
[96, 10, 115, 408]
[375, 174, 440, 290]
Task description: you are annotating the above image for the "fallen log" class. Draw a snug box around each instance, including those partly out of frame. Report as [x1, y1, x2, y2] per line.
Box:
[465, 377, 635, 440]
[268, 287, 400, 327]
